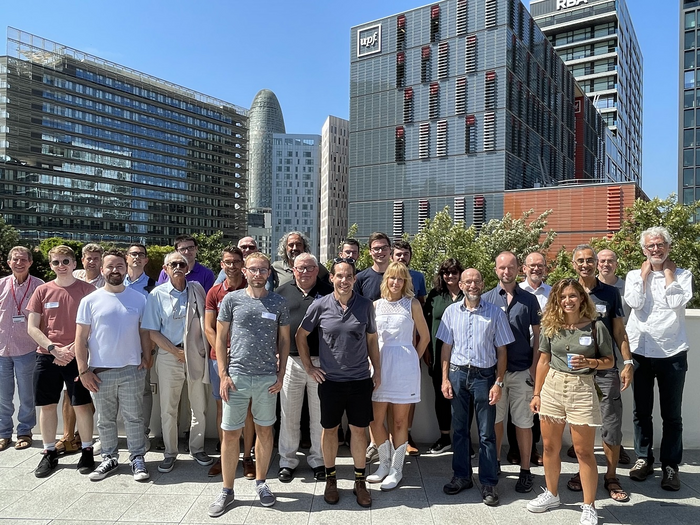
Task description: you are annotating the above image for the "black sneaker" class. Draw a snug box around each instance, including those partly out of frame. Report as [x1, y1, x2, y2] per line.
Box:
[515, 470, 534, 493]
[630, 458, 654, 481]
[77, 447, 95, 474]
[35, 449, 59, 478]
[313, 466, 326, 481]
[428, 436, 452, 454]
[278, 467, 295, 483]
[661, 465, 681, 491]
[482, 485, 499, 506]
[443, 476, 473, 495]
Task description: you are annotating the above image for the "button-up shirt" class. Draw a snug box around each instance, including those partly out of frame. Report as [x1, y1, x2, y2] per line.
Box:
[436, 299, 514, 368]
[72, 269, 105, 289]
[141, 281, 188, 346]
[157, 261, 215, 293]
[0, 274, 44, 356]
[624, 268, 693, 358]
[519, 281, 551, 311]
[124, 271, 152, 297]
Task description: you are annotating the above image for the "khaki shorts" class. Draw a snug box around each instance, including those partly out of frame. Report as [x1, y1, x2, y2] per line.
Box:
[495, 369, 534, 428]
[539, 369, 601, 427]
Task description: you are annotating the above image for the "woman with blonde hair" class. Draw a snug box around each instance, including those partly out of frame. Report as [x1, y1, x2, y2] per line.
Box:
[367, 262, 429, 490]
[527, 278, 614, 525]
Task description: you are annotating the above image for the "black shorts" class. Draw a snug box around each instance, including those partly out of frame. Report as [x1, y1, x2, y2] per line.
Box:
[318, 378, 374, 429]
[34, 354, 92, 407]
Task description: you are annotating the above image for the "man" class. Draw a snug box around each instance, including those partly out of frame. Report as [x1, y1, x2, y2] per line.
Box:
[437, 268, 513, 507]
[204, 246, 253, 479]
[598, 249, 631, 321]
[143, 251, 212, 474]
[296, 258, 380, 509]
[73, 243, 106, 288]
[338, 238, 360, 261]
[625, 227, 693, 491]
[272, 231, 329, 289]
[354, 232, 391, 301]
[214, 236, 268, 287]
[208, 252, 290, 516]
[570, 244, 634, 502]
[482, 252, 540, 494]
[26, 245, 96, 478]
[75, 249, 151, 482]
[276, 253, 333, 483]
[157, 235, 215, 292]
[0, 247, 44, 452]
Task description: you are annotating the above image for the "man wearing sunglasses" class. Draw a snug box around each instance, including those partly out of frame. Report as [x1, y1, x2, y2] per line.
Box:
[157, 235, 215, 293]
[26, 245, 96, 478]
[142, 251, 211, 474]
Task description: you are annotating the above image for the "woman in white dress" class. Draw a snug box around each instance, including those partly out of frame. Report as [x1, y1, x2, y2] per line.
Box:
[367, 262, 430, 490]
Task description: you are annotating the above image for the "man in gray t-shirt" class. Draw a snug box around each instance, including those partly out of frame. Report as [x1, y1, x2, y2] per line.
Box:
[210, 253, 290, 515]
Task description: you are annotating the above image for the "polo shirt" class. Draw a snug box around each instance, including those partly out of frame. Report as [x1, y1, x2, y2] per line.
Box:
[157, 261, 215, 292]
[354, 267, 384, 301]
[300, 292, 376, 382]
[124, 271, 154, 297]
[585, 278, 624, 367]
[482, 284, 540, 372]
[276, 278, 333, 356]
[519, 281, 551, 310]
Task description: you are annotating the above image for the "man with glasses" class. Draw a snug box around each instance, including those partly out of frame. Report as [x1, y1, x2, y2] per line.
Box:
[26, 246, 96, 478]
[625, 227, 693, 491]
[0, 247, 44, 452]
[157, 235, 215, 293]
[272, 231, 329, 289]
[338, 238, 360, 261]
[276, 253, 333, 483]
[142, 251, 211, 474]
[214, 237, 270, 288]
[73, 243, 106, 289]
[354, 232, 391, 301]
[204, 246, 253, 478]
[209, 252, 289, 515]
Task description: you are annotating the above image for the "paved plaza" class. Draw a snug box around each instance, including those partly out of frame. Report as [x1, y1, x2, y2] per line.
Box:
[0, 439, 698, 524]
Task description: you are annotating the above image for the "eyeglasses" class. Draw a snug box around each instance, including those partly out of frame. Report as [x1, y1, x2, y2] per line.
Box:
[443, 270, 460, 277]
[222, 259, 243, 267]
[239, 244, 256, 251]
[333, 257, 356, 265]
[245, 267, 270, 275]
[128, 252, 147, 258]
[527, 264, 545, 269]
[294, 265, 318, 273]
[50, 259, 71, 267]
[459, 279, 482, 285]
[177, 245, 196, 253]
[574, 258, 596, 265]
[370, 245, 390, 253]
[644, 242, 667, 251]
[168, 261, 187, 269]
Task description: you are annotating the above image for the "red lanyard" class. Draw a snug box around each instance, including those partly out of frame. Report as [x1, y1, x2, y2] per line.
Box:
[10, 276, 31, 316]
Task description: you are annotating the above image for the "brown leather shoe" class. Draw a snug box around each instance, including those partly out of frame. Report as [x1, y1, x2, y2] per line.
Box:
[243, 457, 255, 479]
[324, 477, 339, 504]
[353, 480, 371, 508]
[208, 458, 222, 477]
[406, 433, 420, 456]
[530, 448, 544, 466]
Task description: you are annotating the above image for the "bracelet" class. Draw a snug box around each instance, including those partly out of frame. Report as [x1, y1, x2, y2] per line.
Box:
[532, 393, 540, 397]
[591, 359, 599, 370]
[79, 369, 90, 376]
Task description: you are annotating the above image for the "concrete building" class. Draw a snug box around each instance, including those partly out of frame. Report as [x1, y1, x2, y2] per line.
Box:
[271, 134, 321, 256]
[531, 0, 643, 186]
[0, 28, 248, 245]
[680, 0, 700, 210]
[319, 115, 349, 263]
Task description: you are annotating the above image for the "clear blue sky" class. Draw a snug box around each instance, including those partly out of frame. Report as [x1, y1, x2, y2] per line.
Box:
[1, 0, 676, 199]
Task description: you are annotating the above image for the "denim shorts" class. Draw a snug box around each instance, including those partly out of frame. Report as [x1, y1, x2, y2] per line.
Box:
[221, 374, 277, 430]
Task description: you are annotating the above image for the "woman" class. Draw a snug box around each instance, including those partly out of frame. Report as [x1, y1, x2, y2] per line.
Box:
[527, 279, 613, 525]
[423, 258, 464, 454]
[367, 262, 430, 490]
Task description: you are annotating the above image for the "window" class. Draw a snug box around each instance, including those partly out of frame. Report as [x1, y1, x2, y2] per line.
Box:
[685, 11, 696, 30]
[465, 36, 477, 73]
[419, 123, 430, 158]
[456, 77, 467, 114]
[397, 15, 406, 50]
[473, 195, 485, 230]
[686, 50, 695, 70]
[686, 70, 695, 90]
[686, 30, 696, 50]
[485, 0, 497, 29]
[465, 115, 476, 154]
[395, 126, 406, 162]
[456, 0, 467, 35]
[485, 71, 496, 110]
[438, 42, 449, 79]
[429, 83, 440, 119]
[396, 53, 406, 87]
[421, 46, 432, 83]
[430, 5, 440, 42]
[403, 88, 414, 123]
[483, 112, 495, 151]
[436, 120, 448, 157]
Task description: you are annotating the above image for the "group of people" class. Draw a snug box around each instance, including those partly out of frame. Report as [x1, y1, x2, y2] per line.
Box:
[0, 226, 692, 524]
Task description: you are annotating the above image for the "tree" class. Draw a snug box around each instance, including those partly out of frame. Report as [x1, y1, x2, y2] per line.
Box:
[192, 231, 227, 272]
[0, 217, 20, 276]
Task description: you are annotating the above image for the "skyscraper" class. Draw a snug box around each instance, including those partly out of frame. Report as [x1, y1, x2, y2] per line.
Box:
[319, 115, 349, 263]
[680, 0, 700, 208]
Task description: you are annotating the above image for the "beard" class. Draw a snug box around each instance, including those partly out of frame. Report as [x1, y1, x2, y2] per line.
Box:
[106, 273, 125, 286]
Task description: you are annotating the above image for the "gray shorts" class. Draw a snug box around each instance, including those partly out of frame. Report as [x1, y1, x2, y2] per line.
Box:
[594, 368, 623, 446]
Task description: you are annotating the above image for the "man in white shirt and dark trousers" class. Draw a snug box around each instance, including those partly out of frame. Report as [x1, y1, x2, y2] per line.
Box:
[625, 226, 693, 491]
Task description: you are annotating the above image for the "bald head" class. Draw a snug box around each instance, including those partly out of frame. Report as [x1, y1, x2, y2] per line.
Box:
[597, 249, 619, 283]
[495, 251, 518, 286]
[524, 252, 547, 288]
[459, 268, 484, 302]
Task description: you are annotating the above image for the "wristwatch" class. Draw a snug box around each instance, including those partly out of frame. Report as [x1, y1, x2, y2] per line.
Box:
[47, 344, 56, 353]
[623, 359, 634, 366]
[495, 380, 504, 388]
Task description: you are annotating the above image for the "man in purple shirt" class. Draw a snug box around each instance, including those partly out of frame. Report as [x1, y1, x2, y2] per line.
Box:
[157, 235, 215, 292]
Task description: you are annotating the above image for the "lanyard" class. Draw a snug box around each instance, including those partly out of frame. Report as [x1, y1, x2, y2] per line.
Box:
[10, 276, 31, 316]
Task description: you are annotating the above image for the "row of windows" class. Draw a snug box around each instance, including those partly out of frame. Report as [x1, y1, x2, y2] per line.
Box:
[558, 40, 617, 62]
[551, 22, 617, 47]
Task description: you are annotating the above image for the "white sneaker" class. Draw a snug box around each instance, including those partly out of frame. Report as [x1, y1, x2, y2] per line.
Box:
[580, 503, 598, 525]
[527, 488, 561, 513]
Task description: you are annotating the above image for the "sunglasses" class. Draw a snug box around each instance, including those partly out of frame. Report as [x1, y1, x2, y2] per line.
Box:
[50, 259, 72, 267]
[168, 261, 187, 269]
[443, 270, 460, 276]
[239, 244, 256, 250]
[333, 257, 356, 265]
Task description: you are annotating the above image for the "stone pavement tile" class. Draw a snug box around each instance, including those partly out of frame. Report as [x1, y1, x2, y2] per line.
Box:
[116, 493, 198, 522]
[51, 522, 116, 525]
[0, 485, 83, 520]
[54, 492, 137, 522]
[369, 500, 435, 525]
[146, 459, 212, 495]
[429, 500, 498, 524]
[367, 482, 428, 503]
[0, 520, 51, 525]
[181, 493, 254, 524]
[0, 491, 25, 513]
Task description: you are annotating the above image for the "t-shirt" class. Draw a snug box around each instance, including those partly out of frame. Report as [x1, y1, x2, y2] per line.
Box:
[26, 279, 96, 353]
[354, 267, 384, 301]
[300, 292, 376, 382]
[76, 287, 146, 368]
[586, 278, 624, 367]
[217, 289, 289, 376]
[539, 321, 613, 375]
[409, 269, 427, 298]
[205, 278, 247, 359]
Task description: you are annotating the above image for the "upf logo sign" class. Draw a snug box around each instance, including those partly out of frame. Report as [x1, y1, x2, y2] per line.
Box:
[357, 24, 382, 58]
[557, 0, 588, 9]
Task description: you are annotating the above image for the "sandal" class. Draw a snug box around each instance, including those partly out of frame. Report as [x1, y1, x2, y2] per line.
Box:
[0, 438, 11, 451]
[567, 472, 583, 491]
[14, 435, 32, 450]
[605, 476, 630, 502]
[55, 436, 80, 455]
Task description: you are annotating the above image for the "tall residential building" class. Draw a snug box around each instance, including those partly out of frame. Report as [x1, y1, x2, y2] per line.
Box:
[680, 0, 700, 209]
[271, 134, 321, 256]
[349, 0, 608, 240]
[248, 89, 285, 255]
[0, 28, 248, 245]
[320, 115, 349, 263]
[531, 0, 643, 185]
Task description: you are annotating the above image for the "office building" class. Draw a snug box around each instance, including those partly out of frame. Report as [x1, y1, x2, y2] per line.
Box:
[0, 28, 248, 245]
[531, 0, 643, 185]
[680, 0, 700, 209]
[319, 115, 349, 263]
[349, 0, 608, 240]
[271, 134, 321, 256]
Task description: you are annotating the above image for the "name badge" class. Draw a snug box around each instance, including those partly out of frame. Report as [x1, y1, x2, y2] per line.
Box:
[12, 315, 25, 323]
[579, 336, 592, 346]
[501, 306, 507, 312]
[261, 312, 277, 321]
[595, 304, 607, 316]
[45, 302, 59, 309]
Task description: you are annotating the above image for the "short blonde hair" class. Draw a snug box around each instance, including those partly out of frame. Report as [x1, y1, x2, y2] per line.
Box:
[380, 262, 414, 300]
[48, 245, 76, 261]
[245, 252, 270, 267]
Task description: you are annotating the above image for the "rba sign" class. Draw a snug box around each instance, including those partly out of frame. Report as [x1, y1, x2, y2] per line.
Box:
[357, 24, 382, 58]
[557, 0, 588, 9]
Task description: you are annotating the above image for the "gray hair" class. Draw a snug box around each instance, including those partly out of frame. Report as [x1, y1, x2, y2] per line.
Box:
[640, 226, 672, 249]
[164, 251, 187, 266]
[572, 244, 597, 261]
[294, 253, 318, 266]
[82, 243, 104, 256]
[8, 246, 32, 262]
[277, 231, 311, 261]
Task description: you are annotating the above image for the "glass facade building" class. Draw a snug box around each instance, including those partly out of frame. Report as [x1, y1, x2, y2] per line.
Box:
[349, 0, 607, 239]
[680, 0, 700, 211]
[319, 115, 349, 263]
[0, 28, 248, 245]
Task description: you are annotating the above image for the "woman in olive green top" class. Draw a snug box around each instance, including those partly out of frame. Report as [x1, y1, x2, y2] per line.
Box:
[528, 279, 613, 525]
[423, 258, 464, 454]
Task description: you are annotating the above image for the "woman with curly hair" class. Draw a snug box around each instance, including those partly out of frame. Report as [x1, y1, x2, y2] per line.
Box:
[367, 262, 429, 490]
[527, 279, 613, 525]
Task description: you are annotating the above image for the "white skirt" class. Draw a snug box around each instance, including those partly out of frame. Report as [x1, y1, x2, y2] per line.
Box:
[372, 344, 421, 404]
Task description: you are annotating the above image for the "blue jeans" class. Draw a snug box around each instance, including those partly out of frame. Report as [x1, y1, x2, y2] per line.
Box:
[449, 364, 498, 486]
[0, 352, 37, 438]
[632, 352, 687, 469]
